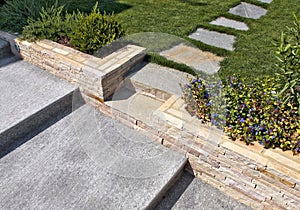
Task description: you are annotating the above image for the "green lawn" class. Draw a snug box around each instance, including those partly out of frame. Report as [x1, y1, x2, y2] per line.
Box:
[81, 0, 299, 81]
[107, 0, 299, 81]
[2, 0, 300, 81]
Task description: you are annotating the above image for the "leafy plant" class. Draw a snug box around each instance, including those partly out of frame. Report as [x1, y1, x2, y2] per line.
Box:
[21, 1, 79, 42]
[69, 2, 125, 54]
[274, 13, 300, 115]
[0, 0, 55, 32]
[182, 75, 300, 154]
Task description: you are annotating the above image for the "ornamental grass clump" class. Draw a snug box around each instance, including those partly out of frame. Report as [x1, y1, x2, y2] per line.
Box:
[274, 13, 300, 115]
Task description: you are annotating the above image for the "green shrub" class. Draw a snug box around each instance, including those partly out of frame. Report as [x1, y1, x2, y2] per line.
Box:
[182, 75, 300, 154]
[274, 13, 300, 115]
[21, 2, 79, 42]
[69, 2, 125, 54]
[0, 0, 54, 32]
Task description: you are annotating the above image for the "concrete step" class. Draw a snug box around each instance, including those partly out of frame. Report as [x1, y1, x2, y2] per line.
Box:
[0, 39, 11, 59]
[0, 60, 82, 157]
[155, 171, 251, 210]
[125, 62, 191, 98]
[0, 104, 187, 209]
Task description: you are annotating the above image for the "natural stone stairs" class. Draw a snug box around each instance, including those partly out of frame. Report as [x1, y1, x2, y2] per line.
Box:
[0, 40, 188, 209]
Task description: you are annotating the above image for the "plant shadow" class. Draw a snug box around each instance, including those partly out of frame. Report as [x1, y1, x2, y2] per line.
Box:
[179, 0, 208, 7]
[63, 0, 132, 14]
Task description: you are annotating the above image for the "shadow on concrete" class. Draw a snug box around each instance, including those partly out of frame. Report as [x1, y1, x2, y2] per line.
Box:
[154, 170, 195, 210]
[0, 90, 85, 159]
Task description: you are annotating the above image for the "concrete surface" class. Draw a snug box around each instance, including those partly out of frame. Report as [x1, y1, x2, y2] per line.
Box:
[210, 17, 249, 31]
[229, 2, 267, 19]
[155, 171, 252, 210]
[0, 38, 11, 59]
[160, 44, 223, 74]
[106, 86, 164, 125]
[126, 62, 191, 96]
[0, 60, 78, 155]
[0, 104, 187, 209]
[188, 28, 235, 51]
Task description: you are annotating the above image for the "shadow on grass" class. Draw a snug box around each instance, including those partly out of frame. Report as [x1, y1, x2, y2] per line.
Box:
[63, 0, 131, 14]
[179, 0, 208, 7]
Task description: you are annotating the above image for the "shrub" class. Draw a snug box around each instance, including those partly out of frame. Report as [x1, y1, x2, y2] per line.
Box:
[182, 75, 300, 154]
[274, 13, 300, 115]
[69, 2, 125, 54]
[0, 0, 54, 32]
[21, 2, 79, 42]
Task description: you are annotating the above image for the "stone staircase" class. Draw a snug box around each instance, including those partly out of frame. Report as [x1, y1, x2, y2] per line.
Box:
[0, 37, 252, 209]
[0, 39, 188, 209]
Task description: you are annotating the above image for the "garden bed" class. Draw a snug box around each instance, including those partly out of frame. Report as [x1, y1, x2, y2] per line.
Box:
[2, 30, 300, 209]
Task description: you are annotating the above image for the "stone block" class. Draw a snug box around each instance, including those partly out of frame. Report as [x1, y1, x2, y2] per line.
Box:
[229, 2, 268, 19]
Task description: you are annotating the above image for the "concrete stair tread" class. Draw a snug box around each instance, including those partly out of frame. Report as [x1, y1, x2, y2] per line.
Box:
[0, 104, 186, 209]
[0, 60, 78, 153]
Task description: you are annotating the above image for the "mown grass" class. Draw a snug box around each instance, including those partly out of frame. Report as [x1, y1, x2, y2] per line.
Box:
[97, 0, 300, 81]
[2, 0, 299, 81]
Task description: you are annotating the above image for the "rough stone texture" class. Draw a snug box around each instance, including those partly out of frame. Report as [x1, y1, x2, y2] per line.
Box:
[210, 17, 249, 31]
[14, 38, 146, 101]
[229, 2, 268, 19]
[106, 93, 300, 209]
[127, 62, 191, 96]
[0, 104, 186, 210]
[0, 60, 78, 154]
[188, 28, 235, 51]
[160, 44, 224, 74]
[155, 171, 250, 210]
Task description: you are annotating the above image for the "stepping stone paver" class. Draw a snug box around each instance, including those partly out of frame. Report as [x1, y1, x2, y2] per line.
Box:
[188, 28, 235, 51]
[160, 44, 223, 74]
[210, 17, 249, 31]
[229, 2, 267, 19]
[257, 0, 272, 3]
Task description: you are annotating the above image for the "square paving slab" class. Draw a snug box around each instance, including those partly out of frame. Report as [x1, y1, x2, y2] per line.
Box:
[160, 44, 223, 74]
[210, 17, 249, 31]
[188, 28, 235, 51]
[229, 2, 267, 19]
